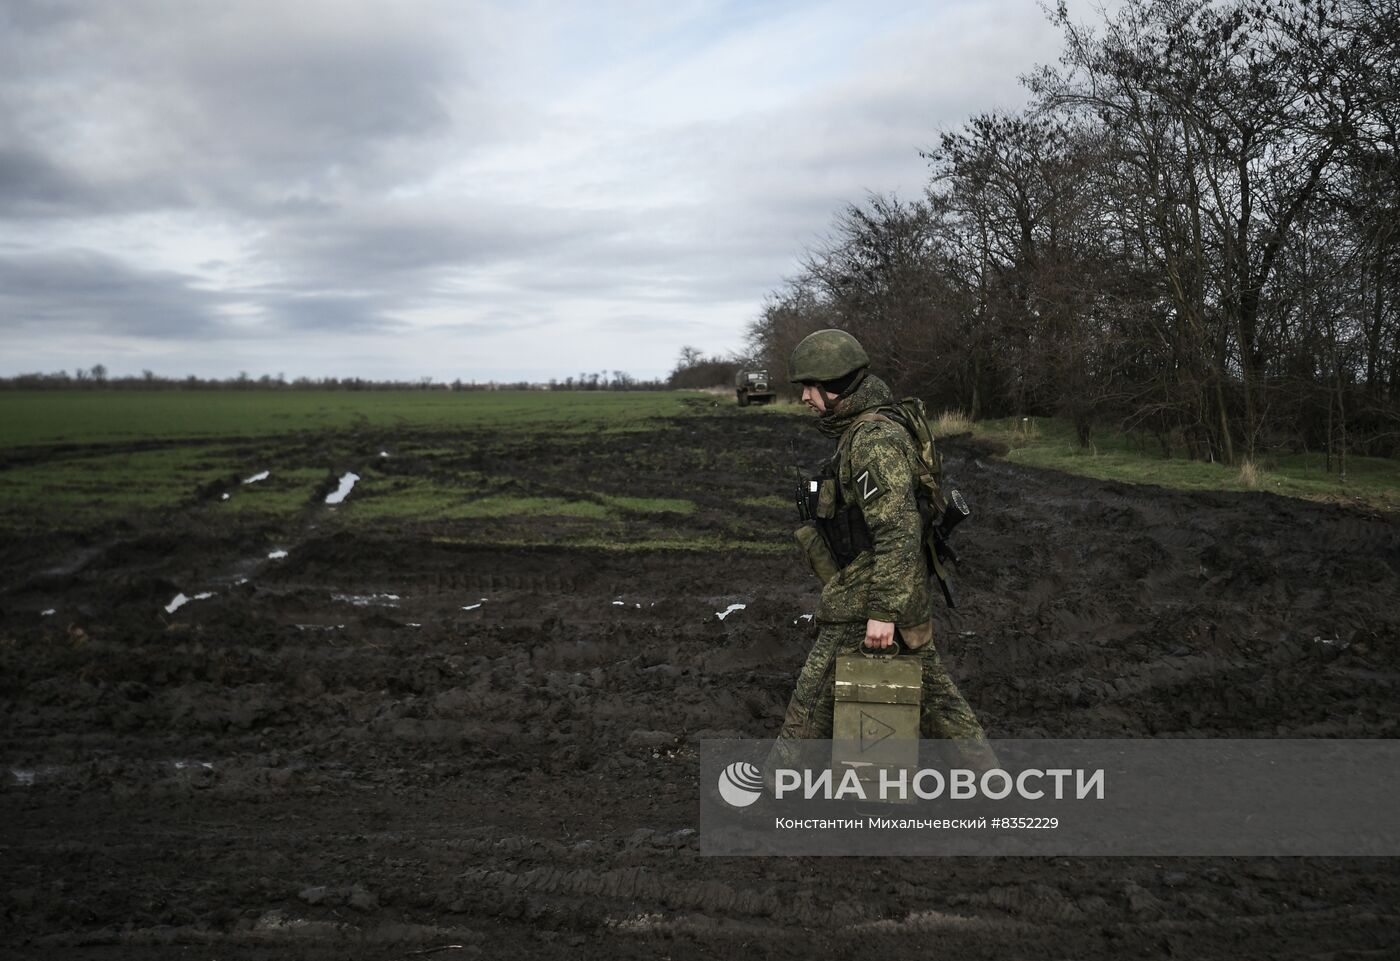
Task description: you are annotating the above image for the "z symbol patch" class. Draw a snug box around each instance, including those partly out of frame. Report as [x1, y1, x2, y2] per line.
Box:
[856, 470, 882, 502]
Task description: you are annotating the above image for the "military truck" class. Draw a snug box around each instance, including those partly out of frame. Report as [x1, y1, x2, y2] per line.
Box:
[735, 369, 776, 406]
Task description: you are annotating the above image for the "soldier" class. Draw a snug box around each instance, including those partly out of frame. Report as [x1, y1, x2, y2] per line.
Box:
[773, 328, 994, 771]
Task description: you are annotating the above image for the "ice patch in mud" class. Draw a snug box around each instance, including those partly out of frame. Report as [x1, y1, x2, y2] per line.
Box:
[165, 591, 215, 614]
[324, 472, 360, 504]
[242, 470, 270, 484]
[462, 598, 488, 611]
[10, 765, 62, 786]
[332, 593, 400, 607]
[715, 603, 747, 620]
[379, 450, 390, 458]
[172, 760, 214, 771]
[268, 549, 288, 559]
[220, 493, 230, 501]
[41, 608, 56, 616]
[294, 624, 345, 631]
[606, 912, 668, 932]
[794, 613, 813, 624]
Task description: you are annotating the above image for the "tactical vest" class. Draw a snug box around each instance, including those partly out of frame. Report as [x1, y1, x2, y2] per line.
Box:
[796, 396, 963, 619]
[801, 461, 873, 569]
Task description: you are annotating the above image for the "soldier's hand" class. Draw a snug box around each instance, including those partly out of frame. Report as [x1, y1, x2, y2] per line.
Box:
[863, 619, 896, 651]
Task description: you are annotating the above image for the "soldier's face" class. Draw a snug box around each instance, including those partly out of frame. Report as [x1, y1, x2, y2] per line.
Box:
[801, 383, 832, 414]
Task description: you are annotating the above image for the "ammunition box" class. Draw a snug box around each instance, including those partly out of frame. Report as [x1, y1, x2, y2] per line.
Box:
[832, 654, 921, 802]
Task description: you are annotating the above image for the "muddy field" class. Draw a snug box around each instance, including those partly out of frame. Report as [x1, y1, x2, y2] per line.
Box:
[4, 404, 1400, 959]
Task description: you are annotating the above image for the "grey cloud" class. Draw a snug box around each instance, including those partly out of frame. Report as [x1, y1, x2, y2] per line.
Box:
[0, 147, 93, 217]
[167, 33, 452, 191]
[0, 144, 190, 219]
[255, 291, 404, 333]
[0, 249, 231, 338]
[0, 1, 480, 218]
[0, 0, 88, 32]
[255, 202, 605, 284]
[0, 0, 1064, 379]
[0, 248, 413, 340]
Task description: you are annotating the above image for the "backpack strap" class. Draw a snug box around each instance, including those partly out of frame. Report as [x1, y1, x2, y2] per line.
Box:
[838, 405, 947, 509]
[836, 411, 892, 450]
[834, 411, 895, 480]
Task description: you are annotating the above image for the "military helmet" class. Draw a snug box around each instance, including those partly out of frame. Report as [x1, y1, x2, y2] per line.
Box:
[788, 329, 870, 384]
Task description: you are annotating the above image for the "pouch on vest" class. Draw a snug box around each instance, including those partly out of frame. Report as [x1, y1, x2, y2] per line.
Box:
[815, 477, 838, 518]
[814, 460, 872, 570]
[795, 523, 840, 585]
[799, 469, 873, 571]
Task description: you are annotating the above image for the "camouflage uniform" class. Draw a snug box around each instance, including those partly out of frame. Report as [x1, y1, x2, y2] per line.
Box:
[774, 373, 993, 769]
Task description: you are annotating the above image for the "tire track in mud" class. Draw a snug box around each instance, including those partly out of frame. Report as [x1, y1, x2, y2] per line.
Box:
[4, 417, 1400, 958]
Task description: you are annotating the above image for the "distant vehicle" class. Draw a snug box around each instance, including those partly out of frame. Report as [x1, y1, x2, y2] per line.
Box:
[735, 369, 776, 407]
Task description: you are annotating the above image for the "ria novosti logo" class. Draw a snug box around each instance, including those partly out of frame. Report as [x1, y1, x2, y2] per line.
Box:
[717, 760, 764, 807]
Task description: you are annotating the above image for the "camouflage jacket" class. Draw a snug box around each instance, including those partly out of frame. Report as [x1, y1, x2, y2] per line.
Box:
[813, 374, 934, 627]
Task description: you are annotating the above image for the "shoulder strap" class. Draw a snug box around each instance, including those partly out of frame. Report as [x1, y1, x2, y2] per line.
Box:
[835, 410, 893, 459]
[834, 410, 900, 485]
[837, 404, 944, 500]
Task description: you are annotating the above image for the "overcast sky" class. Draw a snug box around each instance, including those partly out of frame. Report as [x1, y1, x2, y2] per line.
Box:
[1, 0, 1073, 383]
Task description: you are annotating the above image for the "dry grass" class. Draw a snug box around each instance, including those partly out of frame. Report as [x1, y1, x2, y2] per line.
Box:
[932, 409, 974, 436]
[1237, 458, 1265, 489]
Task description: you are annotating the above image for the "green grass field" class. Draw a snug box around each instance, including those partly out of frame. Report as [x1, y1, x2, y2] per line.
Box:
[971, 415, 1400, 512]
[0, 389, 785, 550]
[1, 391, 1395, 539]
[0, 389, 694, 448]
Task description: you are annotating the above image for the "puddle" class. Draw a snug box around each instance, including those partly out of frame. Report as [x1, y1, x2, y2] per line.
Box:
[11, 769, 36, 787]
[41, 608, 56, 616]
[324, 472, 360, 505]
[165, 591, 215, 614]
[242, 470, 271, 484]
[331, 593, 401, 607]
[220, 493, 230, 500]
[793, 613, 813, 624]
[294, 624, 346, 632]
[172, 760, 214, 771]
[268, 549, 288, 560]
[715, 603, 747, 621]
[379, 450, 390, 458]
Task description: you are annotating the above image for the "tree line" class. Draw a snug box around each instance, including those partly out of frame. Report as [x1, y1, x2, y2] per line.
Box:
[667, 346, 741, 389]
[0, 368, 663, 392]
[748, 0, 1399, 464]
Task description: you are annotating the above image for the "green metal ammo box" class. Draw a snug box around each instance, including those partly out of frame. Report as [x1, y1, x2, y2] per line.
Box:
[832, 653, 921, 801]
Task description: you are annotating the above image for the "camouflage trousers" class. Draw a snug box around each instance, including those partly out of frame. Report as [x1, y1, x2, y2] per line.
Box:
[770, 620, 996, 773]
